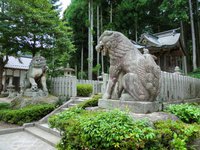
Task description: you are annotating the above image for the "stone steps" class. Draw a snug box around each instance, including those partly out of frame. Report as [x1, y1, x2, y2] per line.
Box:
[35, 123, 61, 137]
[25, 126, 61, 147]
[39, 97, 91, 123]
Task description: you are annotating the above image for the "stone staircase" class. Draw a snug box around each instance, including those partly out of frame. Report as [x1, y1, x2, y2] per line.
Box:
[23, 97, 91, 147]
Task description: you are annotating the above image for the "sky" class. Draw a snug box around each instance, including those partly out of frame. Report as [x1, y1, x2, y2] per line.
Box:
[59, 0, 71, 17]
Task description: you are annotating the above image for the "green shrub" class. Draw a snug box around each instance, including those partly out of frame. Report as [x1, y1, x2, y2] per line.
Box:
[49, 108, 200, 150]
[49, 109, 156, 150]
[0, 102, 11, 110]
[77, 94, 102, 109]
[165, 103, 200, 124]
[0, 104, 55, 125]
[77, 84, 93, 97]
[154, 120, 200, 150]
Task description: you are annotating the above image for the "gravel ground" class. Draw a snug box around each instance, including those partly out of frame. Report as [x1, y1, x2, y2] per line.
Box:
[0, 122, 20, 130]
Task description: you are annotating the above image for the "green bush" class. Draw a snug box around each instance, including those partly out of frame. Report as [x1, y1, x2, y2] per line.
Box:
[0, 102, 11, 110]
[0, 104, 55, 125]
[49, 109, 156, 150]
[154, 120, 200, 150]
[77, 84, 93, 97]
[165, 103, 200, 124]
[49, 108, 200, 150]
[77, 94, 102, 109]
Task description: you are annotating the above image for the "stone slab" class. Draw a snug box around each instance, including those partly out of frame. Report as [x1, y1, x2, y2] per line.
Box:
[0, 127, 24, 135]
[25, 127, 60, 147]
[129, 112, 179, 122]
[98, 99, 161, 113]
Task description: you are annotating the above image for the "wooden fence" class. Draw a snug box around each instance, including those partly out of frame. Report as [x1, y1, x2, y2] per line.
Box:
[50, 76, 77, 97]
[50, 72, 200, 101]
[50, 76, 102, 97]
[157, 72, 200, 102]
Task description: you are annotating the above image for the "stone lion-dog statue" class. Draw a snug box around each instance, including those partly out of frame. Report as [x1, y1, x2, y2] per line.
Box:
[96, 31, 161, 101]
[23, 56, 48, 96]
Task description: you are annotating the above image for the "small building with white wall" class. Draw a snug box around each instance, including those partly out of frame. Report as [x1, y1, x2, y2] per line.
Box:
[2, 56, 32, 93]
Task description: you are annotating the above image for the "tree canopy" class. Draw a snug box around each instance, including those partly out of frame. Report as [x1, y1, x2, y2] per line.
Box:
[63, 0, 200, 76]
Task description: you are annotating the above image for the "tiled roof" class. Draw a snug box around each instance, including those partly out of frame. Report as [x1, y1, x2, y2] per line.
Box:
[4, 56, 32, 70]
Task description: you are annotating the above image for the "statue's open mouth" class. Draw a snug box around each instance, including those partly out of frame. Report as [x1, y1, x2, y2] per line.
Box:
[96, 41, 106, 56]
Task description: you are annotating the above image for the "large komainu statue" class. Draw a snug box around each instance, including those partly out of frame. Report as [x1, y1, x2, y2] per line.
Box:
[96, 31, 161, 101]
[23, 56, 48, 96]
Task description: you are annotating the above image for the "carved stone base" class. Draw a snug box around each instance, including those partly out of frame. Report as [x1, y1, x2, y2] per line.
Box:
[11, 95, 58, 109]
[98, 99, 161, 113]
[24, 89, 47, 97]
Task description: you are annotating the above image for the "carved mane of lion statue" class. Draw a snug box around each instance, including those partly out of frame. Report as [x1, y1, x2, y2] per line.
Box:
[96, 31, 161, 101]
[24, 56, 48, 96]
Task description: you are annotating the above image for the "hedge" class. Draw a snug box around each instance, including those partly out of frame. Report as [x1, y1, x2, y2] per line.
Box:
[0, 104, 55, 125]
[77, 84, 93, 97]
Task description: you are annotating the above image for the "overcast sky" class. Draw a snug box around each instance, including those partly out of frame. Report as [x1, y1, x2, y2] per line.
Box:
[59, 0, 71, 17]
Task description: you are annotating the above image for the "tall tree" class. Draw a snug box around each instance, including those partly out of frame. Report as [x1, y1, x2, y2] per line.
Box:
[0, 0, 75, 91]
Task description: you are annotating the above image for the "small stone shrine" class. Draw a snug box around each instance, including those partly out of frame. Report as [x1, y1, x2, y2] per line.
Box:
[96, 31, 161, 113]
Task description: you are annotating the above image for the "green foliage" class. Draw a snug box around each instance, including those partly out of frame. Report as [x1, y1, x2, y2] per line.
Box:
[77, 84, 93, 97]
[49, 107, 200, 150]
[92, 64, 101, 75]
[0, 104, 55, 125]
[0, 102, 11, 110]
[188, 68, 200, 79]
[55, 96, 70, 107]
[154, 120, 200, 150]
[166, 103, 200, 124]
[78, 71, 87, 79]
[160, 0, 189, 22]
[49, 109, 157, 150]
[77, 94, 102, 109]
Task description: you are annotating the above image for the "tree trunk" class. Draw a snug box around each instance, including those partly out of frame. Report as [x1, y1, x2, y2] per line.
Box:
[88, 0, 93, 80]
[110, 2, 112, 30]
[195, 0, 200, 67]
[189, 0, 197, 71]
[97, 5, 100, 78]
[135, 18, 138, 42]
[0, 58, 4, 93]
[100, 6, 104, 74]
[0, 56, 8, 93]
[88, 0, 91, 79]
[81, 43, 83, 79]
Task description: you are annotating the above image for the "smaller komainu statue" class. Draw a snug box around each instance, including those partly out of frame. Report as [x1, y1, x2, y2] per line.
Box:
[23, 56, 48, 96]
[96, 31, 161, 101]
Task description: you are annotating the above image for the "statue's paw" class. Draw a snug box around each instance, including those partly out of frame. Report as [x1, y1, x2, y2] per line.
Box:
[103, 93, 110, 99]
[31, 85, 38, 92]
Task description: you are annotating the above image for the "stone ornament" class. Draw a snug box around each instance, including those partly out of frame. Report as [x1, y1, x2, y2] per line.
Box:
[96, 31, 161, 101]
[23, 56, 48, 96]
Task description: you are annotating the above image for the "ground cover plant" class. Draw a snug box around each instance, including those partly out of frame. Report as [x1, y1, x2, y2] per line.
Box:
[0, 102, 11, 110]
[49, 107, 200, 150]
[77, 94, 102, 109]
[165, 103, 200, 124]
[0, 104, 55, 125]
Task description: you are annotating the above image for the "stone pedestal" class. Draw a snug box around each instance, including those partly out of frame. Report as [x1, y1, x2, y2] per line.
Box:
[24, 89, 47, 97]
[98, 99, 161, 114]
